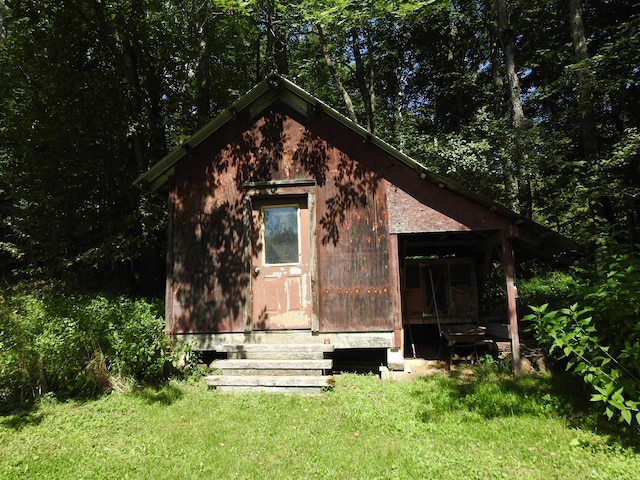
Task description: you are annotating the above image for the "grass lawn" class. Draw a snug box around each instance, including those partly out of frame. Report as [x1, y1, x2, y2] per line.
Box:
[1, 370, 638, 479]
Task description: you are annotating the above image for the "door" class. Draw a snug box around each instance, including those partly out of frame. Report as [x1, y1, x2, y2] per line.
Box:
[251, 198, 312, 330]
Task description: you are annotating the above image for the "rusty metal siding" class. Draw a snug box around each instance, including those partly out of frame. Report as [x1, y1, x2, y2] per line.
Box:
[170, 105, 399, 334]
[305, 118, 394, 333]
[316, 175, 393, 331]
[170, 112, 305, 334]
[169, 109, 328, 333]
[170, 135, 251, 333]
[385, 171, 510, 234]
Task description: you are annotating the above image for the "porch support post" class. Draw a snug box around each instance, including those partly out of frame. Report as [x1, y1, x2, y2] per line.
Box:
[501, 226, 521, 376]
[165, 181, 176, 338]
[387, 234, 404, 370]
[388, 234, 403, 350]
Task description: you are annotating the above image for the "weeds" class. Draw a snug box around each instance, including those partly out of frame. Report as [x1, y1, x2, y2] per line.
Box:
[0, 283, 196, 410]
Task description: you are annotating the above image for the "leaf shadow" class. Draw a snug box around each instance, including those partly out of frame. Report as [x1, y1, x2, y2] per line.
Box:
[0, 408, 44, 431]
[132, 383, 184, 406]
[410, 368, 640, 452]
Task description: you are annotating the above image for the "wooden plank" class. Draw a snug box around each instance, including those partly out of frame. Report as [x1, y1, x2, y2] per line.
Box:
[178, 331, 394, 350]
[214, 386, 326, 394]
[210, 359, 332, 370]
[227, 351, 327, 360]
[223, 369, 324, 376]
[308, 191, 320, 334]
[205, 375, 333, 387]
[501, 230, 521, 376]
[165, 179, 175, 334]
[388, 233, 403, 349]
[214, 344, 334, 353]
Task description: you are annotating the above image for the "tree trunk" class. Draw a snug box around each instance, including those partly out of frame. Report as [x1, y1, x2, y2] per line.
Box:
[497, 0, 523, 129]
[317, 25, 359, 124]
[570, 0, 597, 161]
[144, 56, 167, 163]
[264, 1, 288, 76]
[367, 38, 376, 134]
[196, 18, 211, 128]
[496, 0, 531, 216]
[0, 1, 7, 42]
[394, 69, 407, 153]
[488, 11, 505, 118]
[351, 28, 375, 133]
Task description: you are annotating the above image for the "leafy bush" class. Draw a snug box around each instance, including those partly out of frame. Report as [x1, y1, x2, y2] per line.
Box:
[0, 284, 192, 409]
[524, 237, 640, 426]
[517, 270, 580, 312]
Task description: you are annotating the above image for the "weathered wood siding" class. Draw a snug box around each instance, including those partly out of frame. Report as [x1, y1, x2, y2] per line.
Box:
[170, 118, 252, 334]
[167, 100, 513, 335]
[305, 118, 393, 333]
[169, 104, 395, 334]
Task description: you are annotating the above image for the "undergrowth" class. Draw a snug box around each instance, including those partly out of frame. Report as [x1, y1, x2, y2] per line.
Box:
[0, 283, 196, 411]
[524, 233, 640, 427]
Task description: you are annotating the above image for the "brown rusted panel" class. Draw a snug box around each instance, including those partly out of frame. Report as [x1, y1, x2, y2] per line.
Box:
[385, 171, 510, 234]
[170, 175, 250, 333]
[170, 104, 397, 334]
[170, 110, 315, 334]
[169, 106, 342, 334]
[308, 136, 394, 332]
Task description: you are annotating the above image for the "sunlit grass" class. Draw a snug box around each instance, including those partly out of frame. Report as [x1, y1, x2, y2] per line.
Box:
[1, 372, 638, 479]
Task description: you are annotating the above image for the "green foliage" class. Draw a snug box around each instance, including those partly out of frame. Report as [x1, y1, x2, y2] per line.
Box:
[1, 0, 639, 288]
[524, 237, 640, 426]
[0, 285, 193, 409]
[517, 269, 580, 312]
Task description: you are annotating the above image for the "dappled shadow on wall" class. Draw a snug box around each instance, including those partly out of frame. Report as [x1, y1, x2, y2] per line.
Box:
[169, 109, 383, 332]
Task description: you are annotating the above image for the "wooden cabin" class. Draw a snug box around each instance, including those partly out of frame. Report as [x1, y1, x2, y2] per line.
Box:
[136, 75, 575, 383]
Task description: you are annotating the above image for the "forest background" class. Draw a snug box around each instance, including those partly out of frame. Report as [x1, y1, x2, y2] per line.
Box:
[0, 0, 639, 422]
[1, 0, 638, 290]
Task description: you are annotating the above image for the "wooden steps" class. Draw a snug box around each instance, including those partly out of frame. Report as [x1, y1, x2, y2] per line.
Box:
[215, 344, 334, 360]
[204, 344, 334, 394]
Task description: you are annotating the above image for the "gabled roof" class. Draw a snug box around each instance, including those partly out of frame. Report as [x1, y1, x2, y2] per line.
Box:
[135, 74, 578, 257]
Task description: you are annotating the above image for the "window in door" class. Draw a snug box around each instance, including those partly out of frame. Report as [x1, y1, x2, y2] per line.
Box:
[263, 205, 300, 265]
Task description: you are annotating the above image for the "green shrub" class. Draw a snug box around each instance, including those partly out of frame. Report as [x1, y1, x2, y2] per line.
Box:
[524, 236, 640, 427]
[0, 284, 191, 409]
[517, 270, 580, 311]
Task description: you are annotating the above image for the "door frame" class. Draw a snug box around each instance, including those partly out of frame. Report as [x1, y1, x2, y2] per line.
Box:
[243, 180, 319, 333]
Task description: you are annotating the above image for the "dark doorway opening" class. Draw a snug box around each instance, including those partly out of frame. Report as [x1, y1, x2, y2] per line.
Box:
[404, 324, 445, 360]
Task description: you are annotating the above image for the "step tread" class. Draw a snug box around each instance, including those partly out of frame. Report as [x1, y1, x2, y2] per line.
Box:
[211, 359, 332, 370]
[205, 375, 333, 387]
[214, 344, 334, 353]
[214, 386, 326, 394]
[227, 351, 327, 360]
[220, 369, 325, 376]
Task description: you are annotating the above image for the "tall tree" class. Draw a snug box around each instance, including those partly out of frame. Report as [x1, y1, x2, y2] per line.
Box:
[315, 23, 359, 124]
[495, 0, 531, 216]
[300, 0, 434, 135]
[1, 0, 639, 289]
[569, 0, 596, 162]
